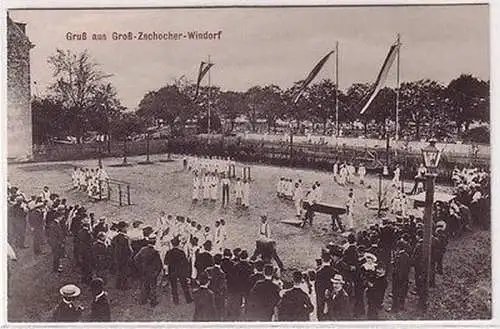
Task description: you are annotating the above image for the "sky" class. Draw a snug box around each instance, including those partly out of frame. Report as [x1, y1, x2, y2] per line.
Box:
[9, 5, 489, 110]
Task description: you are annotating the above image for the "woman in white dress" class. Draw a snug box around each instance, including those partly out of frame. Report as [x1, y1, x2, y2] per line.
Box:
[203, 173, 210, 201]
[192, 172, 200, 202]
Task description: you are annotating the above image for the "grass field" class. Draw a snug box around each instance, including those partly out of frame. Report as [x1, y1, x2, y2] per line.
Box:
[7, 153, 491, 321]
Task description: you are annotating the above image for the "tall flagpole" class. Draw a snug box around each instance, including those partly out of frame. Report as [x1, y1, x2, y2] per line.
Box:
[335, 41, 339, 137]
[208, 55, 211, 135]
[395, 33, 401, 141]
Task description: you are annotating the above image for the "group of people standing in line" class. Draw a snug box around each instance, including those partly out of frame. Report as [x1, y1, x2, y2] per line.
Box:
[189, 156, 251, 209]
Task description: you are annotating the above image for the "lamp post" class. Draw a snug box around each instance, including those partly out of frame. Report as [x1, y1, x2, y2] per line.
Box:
[377, 166, 389, 217]
[421, 138, 442, 311]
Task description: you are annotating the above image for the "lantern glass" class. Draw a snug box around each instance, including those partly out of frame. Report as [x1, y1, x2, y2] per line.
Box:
[421, 140, 441, 169]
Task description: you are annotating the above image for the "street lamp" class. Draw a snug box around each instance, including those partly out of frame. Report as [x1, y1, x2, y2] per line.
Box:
[420, 138, 442, 311]
[378, 166, 389, 217]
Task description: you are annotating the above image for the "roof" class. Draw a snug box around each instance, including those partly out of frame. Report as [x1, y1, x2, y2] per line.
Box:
[7, 15, 34, 48]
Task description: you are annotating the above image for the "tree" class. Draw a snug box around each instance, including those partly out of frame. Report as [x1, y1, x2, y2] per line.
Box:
[305, 79, 336, 134]
[399, 79, 448, 140]
[281, 82, 309, 131]
[346, 83, 372, 135]
[110, 112, 145, 164]
[218, 91, 247, 133]
[245, 86, 263, 132]
[31, 97, 66, 144]
[136, 85, 195, 130]
[47, 49, 123, 142]
[445, 74, 489, 133]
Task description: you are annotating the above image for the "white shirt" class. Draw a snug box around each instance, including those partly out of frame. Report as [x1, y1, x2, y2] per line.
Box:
[259, 222, 271, 240]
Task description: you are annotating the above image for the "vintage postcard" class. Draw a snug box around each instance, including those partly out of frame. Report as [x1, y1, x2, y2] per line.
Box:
[4, 2, 492, 324]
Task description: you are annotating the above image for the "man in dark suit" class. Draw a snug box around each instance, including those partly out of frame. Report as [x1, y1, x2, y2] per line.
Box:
[379, 219, 394, 270]
[192, 271, 217, 321]
[133, 235, 163, 306]
[92, 217, 109, 240]
[278, 270, 314, 321]
[46, 213, 66, 273]
[207, 254, 227, 320]
[164, 236, 193, 305]
[388, 240, 410, 313]
[111, 221, 133, 290]
[92, 232, 111, 284]
[10, 197, 27, 248]
[28, 201, 45, 255]
[52, 284, 84, 322]
[89, 278, 111, 321]
[235, 250, 253, 310]
[221, 249, 240, 320]
[314, 252, 335, 321]
[246, 264, 281, 321]
[76, 221, 93, 284]
[195, 240, 214, 278]
[248, 260, 265, 290]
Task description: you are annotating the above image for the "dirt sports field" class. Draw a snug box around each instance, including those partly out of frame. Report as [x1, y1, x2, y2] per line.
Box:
[7, 154, 491, 321]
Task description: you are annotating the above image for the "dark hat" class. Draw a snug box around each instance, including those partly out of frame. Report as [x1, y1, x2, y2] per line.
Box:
[142, 226, 154, 237]
[171, 236, 180, 247]
[90, 277, 105, 291]
[292, 270, 303, 284]
[117, 221, 128, 230]
[198, 271, 210, 286]
[132, 220, 144, 228]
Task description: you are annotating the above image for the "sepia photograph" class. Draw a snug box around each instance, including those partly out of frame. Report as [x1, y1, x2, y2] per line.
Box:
[4, 2, 491, 323]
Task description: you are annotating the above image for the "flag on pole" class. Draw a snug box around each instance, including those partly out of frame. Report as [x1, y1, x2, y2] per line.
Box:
[359, 41, 401, 114]
[294, 50, 335, 104]
[195, 61, 214, 98]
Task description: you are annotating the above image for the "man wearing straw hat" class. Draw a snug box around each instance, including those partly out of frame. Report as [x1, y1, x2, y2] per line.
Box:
[325, 274, 351, 321]
[51, 284, 84, 321]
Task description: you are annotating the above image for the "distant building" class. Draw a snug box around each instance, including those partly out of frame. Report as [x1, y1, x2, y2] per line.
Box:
[7, 14, 34, 161]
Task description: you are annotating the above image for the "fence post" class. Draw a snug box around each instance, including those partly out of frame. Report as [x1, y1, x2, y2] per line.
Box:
[99, 180, 102, 201]
[127, 184, 131, 205]
[248, 166, 251, 181]
[118, 184, 122, 207]
[107, 181, 111, 200]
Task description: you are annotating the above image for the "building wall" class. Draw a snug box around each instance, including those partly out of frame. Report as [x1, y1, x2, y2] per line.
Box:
[7, 16, 33, 161]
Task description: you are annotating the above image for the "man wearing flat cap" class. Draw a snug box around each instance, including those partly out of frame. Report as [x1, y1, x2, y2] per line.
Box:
[112, 221, 133, 290]
[51, 284, 84, 322]
[133, 234, 163, 306]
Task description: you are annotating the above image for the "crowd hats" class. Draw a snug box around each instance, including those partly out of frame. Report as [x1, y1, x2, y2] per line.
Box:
[60, 284, 81, 298]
